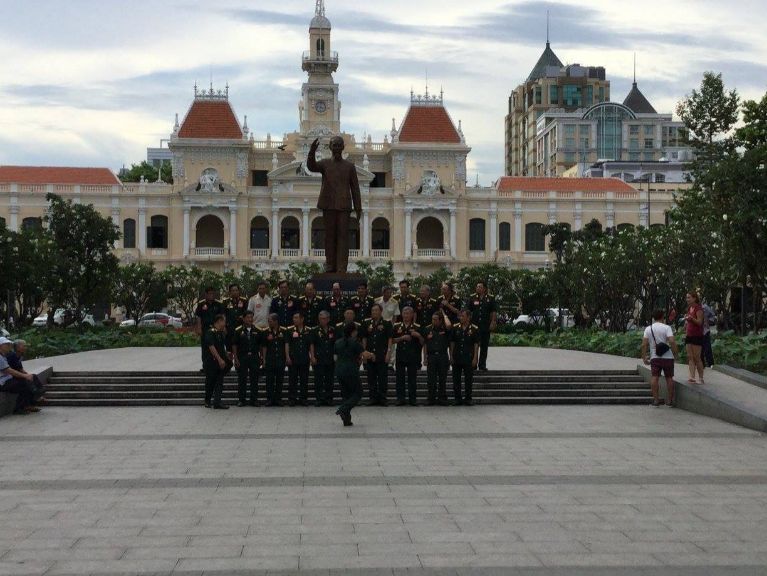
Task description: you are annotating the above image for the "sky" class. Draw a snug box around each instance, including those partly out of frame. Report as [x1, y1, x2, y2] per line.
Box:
[0, 0, 765, 183]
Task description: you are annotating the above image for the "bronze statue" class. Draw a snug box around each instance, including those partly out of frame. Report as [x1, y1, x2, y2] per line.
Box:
[307, 136, 361, 273]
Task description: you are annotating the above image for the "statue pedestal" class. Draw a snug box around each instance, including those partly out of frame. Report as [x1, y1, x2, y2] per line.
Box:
[310, 273, 366, 296]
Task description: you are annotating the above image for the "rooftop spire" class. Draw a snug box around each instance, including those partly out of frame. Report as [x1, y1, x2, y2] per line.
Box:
[546, 10, 550, 45]
[633, 52, 636, 84]
[315, 0, 325, 17]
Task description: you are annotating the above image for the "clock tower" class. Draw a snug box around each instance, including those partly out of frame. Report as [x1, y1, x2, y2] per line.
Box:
[300, 0, 341, 136]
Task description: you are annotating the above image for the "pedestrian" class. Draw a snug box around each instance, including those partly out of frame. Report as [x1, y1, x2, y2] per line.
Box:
[247, 281, 272, 329]
[702, 302, 716, 368]
[361, 303, 393, 406]
[310, 311, 337, 406]
[350, 282, 375, 324]
[467, 281, 497, 371]
[392, 306, 424, 406]
[684, 291, 706, 384]
[450, 309, 479, 405]
[0, 337, 39, 414]
[298, 282, 326, 328]
[642, 309, 680, 407]
[195, 287, 225, 371]
[202, 314, 231, 410]
[222, 283, 248, 350]
[261, 313, 287, 406]
[232, 311, 262, 407]
[334, 322, 375, 426]
[326, 282, 349, 325]
[270, 280, 297, 328]
[394, 280, 417, 321]
[285, 312, 312, 406]
[376, 286, 400, 323]
[422, 312, 451, 405]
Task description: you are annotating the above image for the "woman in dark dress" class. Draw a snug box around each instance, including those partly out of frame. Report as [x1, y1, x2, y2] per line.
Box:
[334, 323, 374, 426]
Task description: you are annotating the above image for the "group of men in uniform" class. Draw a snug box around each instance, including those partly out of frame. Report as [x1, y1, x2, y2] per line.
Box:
[194, 279, 498, 410]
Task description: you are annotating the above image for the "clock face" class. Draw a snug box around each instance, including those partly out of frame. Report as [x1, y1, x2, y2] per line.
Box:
[314, 100, 327, 114]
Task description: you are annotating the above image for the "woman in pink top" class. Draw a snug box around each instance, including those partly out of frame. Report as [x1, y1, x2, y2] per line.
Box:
[684, 291, 705, 384]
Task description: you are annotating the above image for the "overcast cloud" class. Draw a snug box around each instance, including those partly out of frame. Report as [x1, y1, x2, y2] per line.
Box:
[0, 0, 765, 182]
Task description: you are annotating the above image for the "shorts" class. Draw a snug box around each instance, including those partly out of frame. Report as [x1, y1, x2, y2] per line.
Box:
[651, 358, 674, 378]
[685, 335, 704, 347]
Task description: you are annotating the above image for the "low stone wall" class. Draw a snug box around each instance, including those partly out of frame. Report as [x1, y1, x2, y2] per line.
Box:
[0, 365, 52, 418]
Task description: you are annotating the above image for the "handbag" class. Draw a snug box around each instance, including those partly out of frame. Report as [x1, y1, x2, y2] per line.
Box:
[650, 326, 670, 357]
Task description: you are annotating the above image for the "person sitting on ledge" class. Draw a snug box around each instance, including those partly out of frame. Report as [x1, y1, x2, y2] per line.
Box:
[6, 339, 46, 405]
[0, 337, 40, 414]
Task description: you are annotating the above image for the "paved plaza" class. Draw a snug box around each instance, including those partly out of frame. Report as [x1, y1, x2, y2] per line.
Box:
[2, 397, 767, 575]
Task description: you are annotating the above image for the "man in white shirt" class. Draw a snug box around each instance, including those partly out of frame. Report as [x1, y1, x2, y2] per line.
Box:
[376, 286, 400, 370]
[247, 281, 273, 329]
[641, 309, 679, 407]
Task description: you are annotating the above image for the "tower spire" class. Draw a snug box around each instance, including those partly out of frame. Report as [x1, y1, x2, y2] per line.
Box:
[546, 10, 550, 45]
[315, 0, 325, 17]
[633, 52, 637, 84]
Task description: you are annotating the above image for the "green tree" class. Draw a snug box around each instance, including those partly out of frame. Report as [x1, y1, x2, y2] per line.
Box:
[737, 93, 767, 150]
[119, 161, 173, 184]
[354, 261, 396, 295]
[162, 265, 221, 325]
[676, 71, 739, 148]
[44, 193, 120, 325]
[284, 262, 322, 294]
[113, 262, 168, 322]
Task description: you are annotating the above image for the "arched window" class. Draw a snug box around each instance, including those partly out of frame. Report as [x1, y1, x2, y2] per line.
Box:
[22, 217, 42, 232]
[123, 218, 136, 249]
[195, 215, 224, 248]
[499, 222, 511, 251]
[147, 215, 168, 249]
[250, 216, 269, 250]
[371, 217, 390, 250]
[416, 217, 444, 249]
[316, 38, 325, 58]
[469, 218, 486, 251]
[281, 216, 300, 250]
[525, 222, 546, 252]
[616, 223, 635, 233]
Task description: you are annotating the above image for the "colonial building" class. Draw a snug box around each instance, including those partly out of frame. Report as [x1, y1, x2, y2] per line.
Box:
[0, 1, 676, 277]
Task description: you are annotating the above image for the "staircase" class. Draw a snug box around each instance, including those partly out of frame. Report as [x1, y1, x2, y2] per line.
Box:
[43, 370, 651, 406]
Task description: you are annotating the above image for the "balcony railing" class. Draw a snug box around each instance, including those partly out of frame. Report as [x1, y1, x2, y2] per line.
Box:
[150, 248, 168, 257]
[416, 249, 447, 258]
[312, 249, 325, 258]
[250, 249, 271, 259]
[194, 248, 225, 257]
[371, 249, 390, 259]
[280, 249, 301, 258]
[302, 50, 339, 63]
[349, 249, 361, 259]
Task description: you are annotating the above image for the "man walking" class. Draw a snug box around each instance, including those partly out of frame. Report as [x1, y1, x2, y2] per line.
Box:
[232, 311, 262, 407]
[467, 281, 497, 371]
[392, 306, 424, 406]
[450, 310, 479, 406]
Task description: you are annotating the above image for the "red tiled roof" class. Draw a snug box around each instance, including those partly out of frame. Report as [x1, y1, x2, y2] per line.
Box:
[0, 166, 120, 185]
[178, 100, 243, 139]
[398, 105, 462, 144]
[497, 177, 637, 193]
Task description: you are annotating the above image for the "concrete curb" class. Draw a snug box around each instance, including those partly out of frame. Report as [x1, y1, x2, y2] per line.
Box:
[715, 364, 767, 391]
[638, 364, 767, 433]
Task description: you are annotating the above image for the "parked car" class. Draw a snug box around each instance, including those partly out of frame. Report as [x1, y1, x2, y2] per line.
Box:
[514, 308, 574, 329]
[122, 313, 183, 329]
[33, 308, 96, 327]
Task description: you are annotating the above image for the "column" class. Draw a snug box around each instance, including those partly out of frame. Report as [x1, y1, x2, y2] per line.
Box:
[449, 208, 457, 258]
[183, 208, 190, 257]
[138, 207, 147, 253]
[112, 209, 122, 249]
[404, 208, 413, 258]
[489, 203, 498, 256]
[229, 207, 238, 257]
[271, 207, 279, 258]
[605, 202, 615, 229]
[9, 187, 18, 231]
[362, 207, 370, 257]
[514, 202, 523, 252]
[574, 202, 583, 231]
[301, 206, 310, 257]
[639, 203, 649, 227]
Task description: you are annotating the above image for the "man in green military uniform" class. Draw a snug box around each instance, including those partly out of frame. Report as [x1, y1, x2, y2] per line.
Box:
[202, 314, 231, 410]
[285, 312, 312, 406]
[195, 287, 225, 370]
[467, 281, 497, 371]
[261, 313, 286, 406]
[326, 282, 349, 325]
[222, 283, 249, 348]
[336, 309, 360, 335]
[422, 312, 451, 405]
[310, 311, 336, 406]
[450, 309, 479, 406]
[392, 306, 424, 406]
[361, 303, 392, 406]
[232, 310, 262, 407]
[416, 285, 439, 327]
[393, 280, 417, 322]
[298, 282, 326, 328]
[439, 282, 462, 324]
[270, 280, 297, 328]
[350, 282, 375, 324]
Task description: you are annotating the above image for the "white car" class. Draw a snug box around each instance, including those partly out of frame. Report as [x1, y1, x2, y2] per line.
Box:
[514, 308, 574, 329]
[33, 308, 96, 327]
[132, 313, 183, 329]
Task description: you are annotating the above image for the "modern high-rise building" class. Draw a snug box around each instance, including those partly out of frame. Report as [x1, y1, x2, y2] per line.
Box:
[504, 40, 609, 176]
